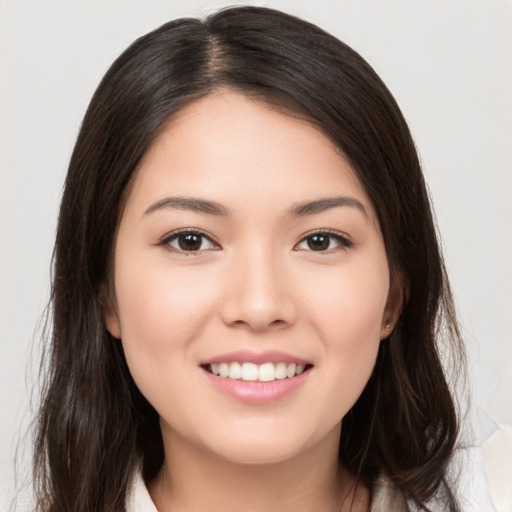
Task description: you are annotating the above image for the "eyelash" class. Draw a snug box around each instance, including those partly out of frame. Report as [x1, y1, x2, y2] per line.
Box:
[158, 229, 353, 254]
[158, 229, 220, 254]
[295, 229, 354, 252]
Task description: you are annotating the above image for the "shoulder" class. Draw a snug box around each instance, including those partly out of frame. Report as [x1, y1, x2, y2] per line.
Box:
[449, 445, 497, 511]
[370, 475, 408, 511]
[371, 446, 497, 512]
[126, 470, 159, 512]
[482, 423, 512, 512]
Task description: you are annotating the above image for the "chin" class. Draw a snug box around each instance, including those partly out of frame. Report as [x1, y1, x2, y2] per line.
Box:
[196, 419, 340, 467]
[209, 439, 309, 466]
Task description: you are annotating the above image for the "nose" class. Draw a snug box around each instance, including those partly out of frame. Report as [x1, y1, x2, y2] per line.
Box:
[220, 246, 298, 332]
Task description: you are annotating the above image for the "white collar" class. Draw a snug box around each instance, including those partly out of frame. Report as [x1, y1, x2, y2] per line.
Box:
[125, 470, 158, 512]
[125, 470, 407, 512]
[125, 446, 496, 512]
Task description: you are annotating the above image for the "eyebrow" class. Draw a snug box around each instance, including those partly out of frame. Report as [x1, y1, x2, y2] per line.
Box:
[288, 196, 369, 218]
[144, 197, 231, 217]
[143, 195, 368, 219]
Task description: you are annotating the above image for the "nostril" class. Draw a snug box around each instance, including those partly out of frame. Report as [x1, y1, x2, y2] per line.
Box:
[229, 317, 290, 331]
[270, 319, 287, 327]
[219, 277, 298, 330]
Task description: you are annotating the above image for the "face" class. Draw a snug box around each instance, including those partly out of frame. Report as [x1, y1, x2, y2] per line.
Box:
[105, 92, 401, 465]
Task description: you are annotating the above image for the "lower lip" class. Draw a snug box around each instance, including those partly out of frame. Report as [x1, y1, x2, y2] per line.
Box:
[203, 369, 310, 404]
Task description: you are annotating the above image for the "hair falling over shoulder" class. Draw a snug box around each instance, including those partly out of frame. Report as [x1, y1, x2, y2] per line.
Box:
[32, 6, 466, 512]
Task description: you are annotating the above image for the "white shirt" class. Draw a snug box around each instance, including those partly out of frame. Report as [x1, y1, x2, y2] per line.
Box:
[126, 447, 496, 512]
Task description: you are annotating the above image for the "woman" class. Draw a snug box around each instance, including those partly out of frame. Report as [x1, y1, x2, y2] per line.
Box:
[33, 6, 470, 511]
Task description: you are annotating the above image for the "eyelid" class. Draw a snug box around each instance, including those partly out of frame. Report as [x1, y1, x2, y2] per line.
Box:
[158, 228, 221, 252]
[294, 229, 354, 251]
[156, 228, 352, 253]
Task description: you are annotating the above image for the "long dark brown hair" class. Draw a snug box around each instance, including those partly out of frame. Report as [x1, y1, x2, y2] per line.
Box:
[33, 6, 465, 511]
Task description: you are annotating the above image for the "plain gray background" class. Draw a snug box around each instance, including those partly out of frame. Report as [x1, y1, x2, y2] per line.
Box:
[1, 0, 511, 508]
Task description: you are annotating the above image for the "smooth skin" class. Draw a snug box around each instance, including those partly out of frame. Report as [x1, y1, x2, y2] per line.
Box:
[105, 92, 402, 512]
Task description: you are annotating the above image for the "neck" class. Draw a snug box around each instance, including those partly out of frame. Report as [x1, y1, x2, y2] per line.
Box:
[148, 425, 369, 512]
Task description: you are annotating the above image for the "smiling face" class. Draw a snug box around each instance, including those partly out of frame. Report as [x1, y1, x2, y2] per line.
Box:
[105, 91, 401, 466]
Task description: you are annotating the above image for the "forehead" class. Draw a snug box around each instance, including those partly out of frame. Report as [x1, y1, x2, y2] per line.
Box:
[127, 91, 376, 221]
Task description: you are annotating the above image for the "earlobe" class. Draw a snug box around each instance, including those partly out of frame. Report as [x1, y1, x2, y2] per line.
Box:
[380, 272, 406, 339]
[380, 322, 392, 339]
[100, 285, 122, 339]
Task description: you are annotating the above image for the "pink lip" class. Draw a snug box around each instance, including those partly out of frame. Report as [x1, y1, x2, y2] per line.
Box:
[203, 368, 311, 404]
[200, 350, 311, 365]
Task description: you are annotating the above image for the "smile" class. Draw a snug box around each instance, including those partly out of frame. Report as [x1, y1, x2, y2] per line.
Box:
[205, 362, 309, 382]
[200, 351, 313, 403]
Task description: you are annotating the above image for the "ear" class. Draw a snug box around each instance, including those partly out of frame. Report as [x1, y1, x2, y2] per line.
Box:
[100, 284, 122, 339]
[380, 272, 405, 340]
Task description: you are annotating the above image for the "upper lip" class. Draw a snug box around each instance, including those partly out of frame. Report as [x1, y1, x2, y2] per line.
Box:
[200, 350, 311, 366]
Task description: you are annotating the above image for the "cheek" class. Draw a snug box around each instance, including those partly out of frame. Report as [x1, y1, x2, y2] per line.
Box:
[297, 257, 389, 408]
[112, 252, 221, 382]
[113, 260, 225, 427]
[301, 259, 389, 341]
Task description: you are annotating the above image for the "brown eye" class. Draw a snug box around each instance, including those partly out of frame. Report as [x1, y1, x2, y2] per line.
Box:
[307, 234, 330, 251]
[295, 231, 353, 252]
[163, 230, 218, 252]
[178, 233, 203, 251]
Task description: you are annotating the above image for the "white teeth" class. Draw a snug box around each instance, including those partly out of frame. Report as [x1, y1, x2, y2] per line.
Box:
[258, 362, 275, 382]
[209, 361, 308, 381]
[219, 362, 229, 378]
[228, 362, 242, 379]
[275, 362, 287, 379]
[241, 362, 259, 381]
